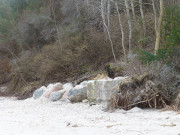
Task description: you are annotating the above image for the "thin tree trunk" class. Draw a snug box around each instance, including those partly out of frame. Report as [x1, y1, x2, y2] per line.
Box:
[152, 0, 157, 33]
[131, 0, 136, 20]
[115, 1, 126, 59]
[107, 0, 111, 28]
[139, 0, 146, 36]
[125, 0, 132, 53]
[154, 0, 164, 55]
[101, 0, 117, 62]
[86, 0, 89, 6]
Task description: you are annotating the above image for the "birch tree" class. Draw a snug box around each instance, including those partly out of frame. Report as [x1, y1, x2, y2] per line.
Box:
[131, 0, 136, 20]
[101, 0, 117, 62]
[115, 0, 126, 58]
[107, 0, 111, 28]
[154, 0, 164, 55]
[125, 0, 132, 53]
[139, 0, 146, 36]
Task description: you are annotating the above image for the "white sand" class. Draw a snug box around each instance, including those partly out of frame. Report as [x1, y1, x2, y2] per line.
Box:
[0, 97, 180, 135]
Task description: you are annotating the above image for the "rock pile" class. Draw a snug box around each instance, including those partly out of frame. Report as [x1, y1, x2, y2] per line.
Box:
[32, 74, 180, 111]
[32, 77, 127, 106]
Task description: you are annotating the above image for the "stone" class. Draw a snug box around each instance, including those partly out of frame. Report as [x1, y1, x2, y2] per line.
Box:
[87, 77, 128, 110]
[63, 83, 74, 89]
[44, 83, 63, 98]
[68, 85, 87, 102]
[0, 86, 7, 93]
[0, 86, 7, 95]
[80, 81, 88, 87]
[61, 83, 74, 101]
[33, 86, 46, 99]
[82, 99, 88, 103]
[50, 90, 66, 101]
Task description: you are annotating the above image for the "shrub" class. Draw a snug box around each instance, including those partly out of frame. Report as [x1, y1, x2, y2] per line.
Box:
[7, 29, 114, 98]
[0, 59, 11, 85]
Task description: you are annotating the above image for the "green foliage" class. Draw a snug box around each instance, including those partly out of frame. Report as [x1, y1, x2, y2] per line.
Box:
[138, 5, 180, 64]
[138, 49, 170, 63]
[162, 5, 180, 56]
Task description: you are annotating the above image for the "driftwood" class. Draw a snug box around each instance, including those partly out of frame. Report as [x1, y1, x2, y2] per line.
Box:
[112, 74, 171, 110]
[66, 71, 104, 86]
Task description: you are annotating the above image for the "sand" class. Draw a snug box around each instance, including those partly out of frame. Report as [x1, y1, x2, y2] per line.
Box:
[0, 97, 180, 135]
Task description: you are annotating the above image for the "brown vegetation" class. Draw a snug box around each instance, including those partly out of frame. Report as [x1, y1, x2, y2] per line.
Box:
[112, 74, 175, 110]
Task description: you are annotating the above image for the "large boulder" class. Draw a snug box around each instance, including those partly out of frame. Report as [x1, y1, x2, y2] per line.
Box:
[50, 90, 66, 101]
[44, 83, 63, 98]
[68, 85, 87, 102]
[61, 83, 74, 101]
[33, 86, 47, 99]
[87, 77, 128, 110]
[80, 81, 88, 87]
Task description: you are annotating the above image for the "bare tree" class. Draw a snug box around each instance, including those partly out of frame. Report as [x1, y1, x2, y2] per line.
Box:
[49, 0, 62, 46]
[101, 0, 117, 62]
[152, 0, 157, 32]
[154, 0, 164, 55]
[125, 0, 132, 53]
[139, 0, 146, 36]
[114, 0, 126, 58]
[131, 0, 136, 20]
[107, 0, 111, 28]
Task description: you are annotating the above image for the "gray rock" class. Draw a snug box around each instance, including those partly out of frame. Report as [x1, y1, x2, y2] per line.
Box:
[0, 86, 7, 94]
[87, 77, 128, 110]
[33, 87, 45, 99]
[68, 87, 87, 102]
[80, 81, 88, 87]
[61, 84, 73, 101]
[50, 90, 65, 101]
[44, 83, 63, 98]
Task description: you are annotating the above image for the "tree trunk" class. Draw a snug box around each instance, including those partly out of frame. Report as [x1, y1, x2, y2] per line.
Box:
[125, 0, 132, 54]
[154, 0, 164, 55]
[50, 0, 62, 46]
[139, 0, 146, 36]
[115, 1, 126, 59]
[107, 0, 111, 28]
[101, 0, 117, 62]
[131, 0, 136, 20]
[152, 0, 157, 33]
